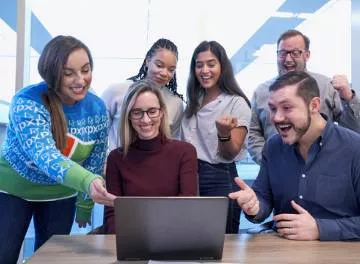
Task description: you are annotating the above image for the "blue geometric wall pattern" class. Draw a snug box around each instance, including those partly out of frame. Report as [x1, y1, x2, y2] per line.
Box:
[231, 0, 330, 74]
[0, 0, 52, 54]
[0, 0, 332, 73]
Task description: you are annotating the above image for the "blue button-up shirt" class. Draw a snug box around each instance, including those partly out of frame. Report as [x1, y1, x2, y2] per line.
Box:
[249, 122, 360, 240]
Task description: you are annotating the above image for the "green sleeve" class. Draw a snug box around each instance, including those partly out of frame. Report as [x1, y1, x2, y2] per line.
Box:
[62, 162, 103, 223]
[75, 192, 94, 223]
[62, 162, 101, 193]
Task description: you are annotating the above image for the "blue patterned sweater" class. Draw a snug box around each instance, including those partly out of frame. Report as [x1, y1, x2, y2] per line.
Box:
[0, 82, 108, 221]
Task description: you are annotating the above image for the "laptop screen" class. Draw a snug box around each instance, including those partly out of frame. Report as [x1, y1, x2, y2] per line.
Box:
[114, 196, 228, 261]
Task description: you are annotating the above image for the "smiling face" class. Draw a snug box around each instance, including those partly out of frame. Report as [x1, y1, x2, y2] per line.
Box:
[130, 91, 163, 140]
[268, 84, 312, 145]
[277, 35, 310, 76]
[195, 49, 221, 91]
[145, 48, 177, 87]
[58, 48, 92, 105]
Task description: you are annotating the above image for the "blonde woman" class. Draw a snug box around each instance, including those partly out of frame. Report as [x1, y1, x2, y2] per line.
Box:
[104, 80, 198, 234]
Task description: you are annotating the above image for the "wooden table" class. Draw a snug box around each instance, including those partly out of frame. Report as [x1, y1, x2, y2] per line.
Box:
[26, 234, 359, 263]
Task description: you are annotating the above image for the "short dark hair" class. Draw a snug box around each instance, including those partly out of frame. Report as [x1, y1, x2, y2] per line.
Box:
[277, 29, 310, 51]
[269, 71, 319, 104]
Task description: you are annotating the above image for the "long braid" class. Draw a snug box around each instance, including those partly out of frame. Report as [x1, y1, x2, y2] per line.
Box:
[127, 38, 184, 101]
[127, 59, 147, 82]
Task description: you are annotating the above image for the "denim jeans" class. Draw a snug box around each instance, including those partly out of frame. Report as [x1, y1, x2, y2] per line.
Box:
[0, 193, 76, 264]
[198, 159, 241, 234]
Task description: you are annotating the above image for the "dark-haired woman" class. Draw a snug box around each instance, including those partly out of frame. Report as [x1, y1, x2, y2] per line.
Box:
[181, 41, 251, 234]
[101, 38, 184, 151]
[0, 35, 115, 263]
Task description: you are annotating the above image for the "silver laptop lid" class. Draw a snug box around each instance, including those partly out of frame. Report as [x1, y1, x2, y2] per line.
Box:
[114, 196, 228, 261]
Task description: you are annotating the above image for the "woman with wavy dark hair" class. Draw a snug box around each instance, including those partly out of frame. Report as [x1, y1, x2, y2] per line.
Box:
[182, 41, 251, 234]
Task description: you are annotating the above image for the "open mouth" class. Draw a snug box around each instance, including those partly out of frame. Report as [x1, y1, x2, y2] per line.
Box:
[140, 124, 154, 131]
[276, 123, 292, 133]
[200, 76, 212, 84]
[71, 86, 85, 94]
[284, 65, 296, 72]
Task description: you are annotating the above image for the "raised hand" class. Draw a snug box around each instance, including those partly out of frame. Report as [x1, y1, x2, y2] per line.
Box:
[332, 74, 353, 100]
[216, 115, 238, 137]
[274, 200, 319, 240]
[228, 177, 259, 216]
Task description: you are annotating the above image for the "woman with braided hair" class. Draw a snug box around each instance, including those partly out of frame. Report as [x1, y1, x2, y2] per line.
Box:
[101, 38, 184, 151]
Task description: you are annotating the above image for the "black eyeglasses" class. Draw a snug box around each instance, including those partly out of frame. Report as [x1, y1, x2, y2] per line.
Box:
[277, 49, 306, 59]
[129, 107, 161, 120]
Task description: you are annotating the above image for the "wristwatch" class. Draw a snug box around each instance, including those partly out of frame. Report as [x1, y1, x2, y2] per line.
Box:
[217, 134, 231, 142]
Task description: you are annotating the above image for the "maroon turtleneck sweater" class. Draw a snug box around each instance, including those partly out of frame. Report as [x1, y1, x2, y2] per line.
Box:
[104, 135, 198, 233]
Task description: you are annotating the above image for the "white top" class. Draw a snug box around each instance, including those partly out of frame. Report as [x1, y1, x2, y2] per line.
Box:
[101, 81, 184, 151]
[181, 93, 251, 164]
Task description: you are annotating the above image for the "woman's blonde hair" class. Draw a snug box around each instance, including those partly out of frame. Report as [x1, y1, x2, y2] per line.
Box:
[119, 79, 171, 155]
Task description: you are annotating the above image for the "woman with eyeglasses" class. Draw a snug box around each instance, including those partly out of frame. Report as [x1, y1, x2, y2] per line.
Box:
[103, 80, 198, 234]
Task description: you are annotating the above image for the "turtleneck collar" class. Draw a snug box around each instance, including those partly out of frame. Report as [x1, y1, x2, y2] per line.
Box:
[131, 134, 165, 152]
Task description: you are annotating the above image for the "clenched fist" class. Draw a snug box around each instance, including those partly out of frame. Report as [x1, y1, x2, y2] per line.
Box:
[216, 115, 238, 137]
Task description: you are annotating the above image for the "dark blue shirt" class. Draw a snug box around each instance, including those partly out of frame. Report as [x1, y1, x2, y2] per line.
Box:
[249, 122, 360, 241]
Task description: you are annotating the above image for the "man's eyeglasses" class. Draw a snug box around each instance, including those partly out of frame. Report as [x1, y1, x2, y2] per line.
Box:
[129, 107, 161, 120]
[277, 49, 307, 59]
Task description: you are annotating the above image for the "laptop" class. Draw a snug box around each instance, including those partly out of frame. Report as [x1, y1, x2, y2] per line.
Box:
[114, 196, 228, 261]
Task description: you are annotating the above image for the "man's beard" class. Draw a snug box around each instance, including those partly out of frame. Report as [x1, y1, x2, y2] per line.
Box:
[278, 62, 307, 76]
[276, 110, 311, 145]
